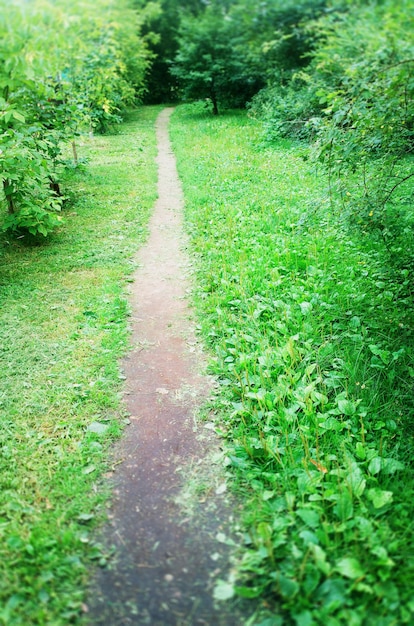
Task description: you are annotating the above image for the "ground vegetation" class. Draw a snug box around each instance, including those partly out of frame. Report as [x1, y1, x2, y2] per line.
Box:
[170, 103, 414, 626]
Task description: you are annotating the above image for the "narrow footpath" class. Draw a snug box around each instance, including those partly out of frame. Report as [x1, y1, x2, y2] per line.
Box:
[87, 109, 246, 626]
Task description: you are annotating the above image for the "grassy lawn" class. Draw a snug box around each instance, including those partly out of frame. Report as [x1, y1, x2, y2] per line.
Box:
[1, 103, 413, 625]
[170, 104, 414, 626]
[0, 106, 161, 625]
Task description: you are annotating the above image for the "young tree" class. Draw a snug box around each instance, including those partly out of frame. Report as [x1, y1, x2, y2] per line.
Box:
[171, 2, 265, 114]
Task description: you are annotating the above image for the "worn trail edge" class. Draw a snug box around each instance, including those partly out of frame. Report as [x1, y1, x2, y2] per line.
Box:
[87, 109, 245, 626]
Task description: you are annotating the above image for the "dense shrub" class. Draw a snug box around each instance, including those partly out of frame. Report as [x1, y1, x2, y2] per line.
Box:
[251, 0, 414, 266]
[0, 0, 153, 236]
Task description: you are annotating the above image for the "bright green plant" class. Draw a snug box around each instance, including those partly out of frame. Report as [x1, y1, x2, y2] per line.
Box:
[170, 104, 414, 626]
[0, 98, 64, 236]
[312, 1, 414, 264]
[0, 0, 154, 237]
[0, 105, 160, 625]
[0, 127, 63, 236]
[65, 0, 158, 132]
[250, 0, 414, 267]
[0, 3, 63, 235]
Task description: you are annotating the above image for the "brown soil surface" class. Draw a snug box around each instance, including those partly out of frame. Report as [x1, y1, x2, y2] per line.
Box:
[87, 109, 248, 625]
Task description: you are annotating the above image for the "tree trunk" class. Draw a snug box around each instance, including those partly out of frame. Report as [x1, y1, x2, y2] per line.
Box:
[3, 179, 15, 214]
[72, 140, 78, 166]
[210, 79, 219, 115]
[49, 176, 61, 197]
[212, 95, 219, 116]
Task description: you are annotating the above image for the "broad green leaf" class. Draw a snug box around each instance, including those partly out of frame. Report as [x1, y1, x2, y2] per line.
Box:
[355, 442, 366, 460]
[368, 457, 382, 474]
[299, 529, 319, 546]
[334, 491, 354, 521]
[276, 574, 299, 599]
[367, 488, 393, 509]
[337, 398, 356, 416]
[11, 110, 25, 123]
[77, 513, 95, 523]
[234, 585, 262, 599]
[315, 578, 347, 608]
[382, 458, 405, 475]
[346, 465, 366, 497]
[296, 508, 320, 529]
[87, 421, 108, 435]
[293, 611, 315, 626]
[335, 557, 365, 579]
[311, 544, 331, 575]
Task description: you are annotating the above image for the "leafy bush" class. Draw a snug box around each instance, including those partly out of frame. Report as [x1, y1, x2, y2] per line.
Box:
[0, 0, 153, 237]
[312, 2, 414, 264]
[251, 0, 414, 267]
[249, 73, 324, 141]
[1, 131, 63, 237]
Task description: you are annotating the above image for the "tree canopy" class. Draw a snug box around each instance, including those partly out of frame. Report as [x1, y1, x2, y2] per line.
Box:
[158, 0, 328, 113]
[170, 2, 266, 114]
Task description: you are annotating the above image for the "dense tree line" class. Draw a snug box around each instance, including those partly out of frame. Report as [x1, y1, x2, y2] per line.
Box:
[3, 0, 411, 243]
[146, 0, 413, 266]
[143, 0, 328, 109]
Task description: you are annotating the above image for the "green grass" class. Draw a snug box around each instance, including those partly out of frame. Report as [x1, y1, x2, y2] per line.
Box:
[170, 104, 414, 626]
[0, 106, 161, 625]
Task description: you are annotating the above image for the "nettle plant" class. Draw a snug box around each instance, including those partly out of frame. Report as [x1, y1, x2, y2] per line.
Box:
[0, 103, 64, 237]
[0, 0, 153, 237]
[0, 3, 78, 236]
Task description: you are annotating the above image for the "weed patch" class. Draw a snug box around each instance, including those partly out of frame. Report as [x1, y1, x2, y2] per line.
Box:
[0, 107, 160, 625]
[170, 104, 414, 626]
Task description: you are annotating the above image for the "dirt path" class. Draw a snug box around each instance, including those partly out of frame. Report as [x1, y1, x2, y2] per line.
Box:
[87, 109, 246, 625]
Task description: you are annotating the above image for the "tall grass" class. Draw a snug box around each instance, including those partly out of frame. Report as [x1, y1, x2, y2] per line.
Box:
[170, 104, 414, 626]
[0, 106, 160, 625]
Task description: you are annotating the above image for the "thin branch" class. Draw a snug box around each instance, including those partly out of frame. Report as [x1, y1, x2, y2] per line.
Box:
[377, 58, 414, 75]
[383, 171, 414, 206]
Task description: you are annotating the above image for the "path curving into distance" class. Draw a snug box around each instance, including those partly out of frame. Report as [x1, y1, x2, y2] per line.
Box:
[87, 109, 246, 626]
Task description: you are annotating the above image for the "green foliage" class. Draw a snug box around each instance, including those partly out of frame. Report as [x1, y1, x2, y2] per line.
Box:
[0, 106, 160, 625]
[237, 0, 327, 76]
[0, 104, 64, 237]
[171, 1, 267, 114]
[311, 2, 414, 264]
[64, 0, 158, 132]
[250, 0, 414, 266]
[167, 0, 328, 114]
[0, 0, 154, 237]
[141, 0, 205, 104]
[170, 104, 414, 626]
